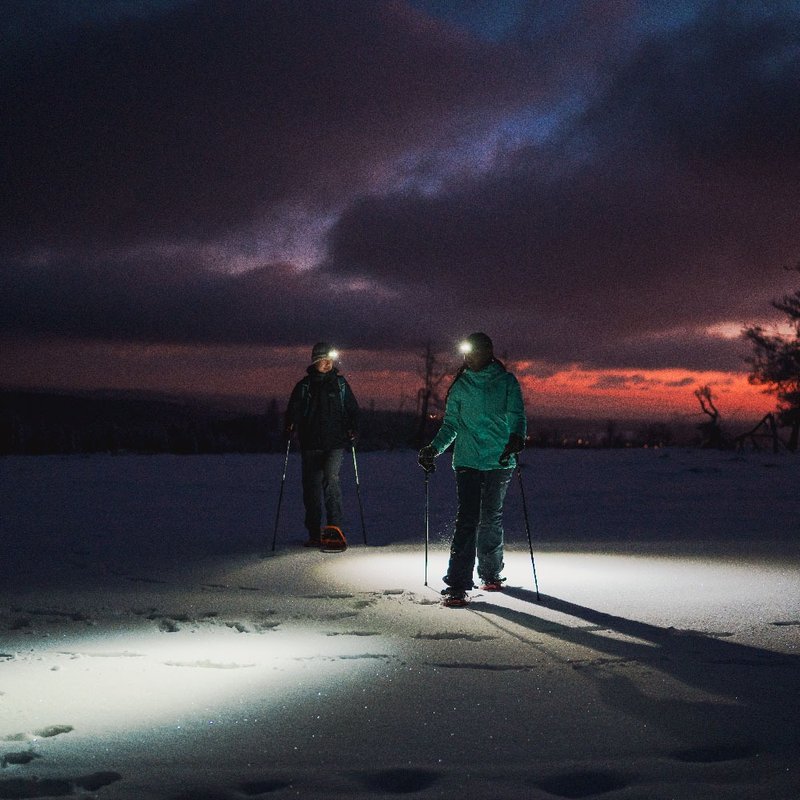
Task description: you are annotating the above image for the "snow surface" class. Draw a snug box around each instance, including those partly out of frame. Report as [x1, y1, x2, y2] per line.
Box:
[1, 449, 799, 799]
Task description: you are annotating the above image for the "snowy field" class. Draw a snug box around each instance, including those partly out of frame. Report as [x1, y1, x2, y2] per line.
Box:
[1, 449, 799, 799]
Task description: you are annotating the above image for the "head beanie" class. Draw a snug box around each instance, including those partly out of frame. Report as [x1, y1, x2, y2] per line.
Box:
[311, 342, 333, 362]
[466, 332, 493, 352]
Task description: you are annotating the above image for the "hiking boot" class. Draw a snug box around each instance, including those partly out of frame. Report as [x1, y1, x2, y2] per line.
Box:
[441, 587, 469, 607]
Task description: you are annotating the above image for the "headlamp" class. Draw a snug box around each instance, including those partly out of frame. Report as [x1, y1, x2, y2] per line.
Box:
[328, 349, 339, 360]
[458, 341, 472, 355]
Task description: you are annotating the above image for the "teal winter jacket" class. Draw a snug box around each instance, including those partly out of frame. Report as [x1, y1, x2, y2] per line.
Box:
[430, 361, 526, 470]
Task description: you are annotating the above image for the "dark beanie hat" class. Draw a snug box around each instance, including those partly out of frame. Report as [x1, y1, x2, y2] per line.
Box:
[466, 332, 493, 352]
[311, 342, 333, 362]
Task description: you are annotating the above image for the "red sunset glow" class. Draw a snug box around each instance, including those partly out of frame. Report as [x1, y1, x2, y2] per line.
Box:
[1, 337, 775, 423]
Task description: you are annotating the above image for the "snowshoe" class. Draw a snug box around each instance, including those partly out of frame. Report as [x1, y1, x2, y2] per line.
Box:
[303, 535, 322, 548]
[480, 577, 506, 592]
[320, 525, 347, 553]
[441, 587, 469, 608]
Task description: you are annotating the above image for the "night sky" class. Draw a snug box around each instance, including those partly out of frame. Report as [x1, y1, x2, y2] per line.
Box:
[2, 0, 799, 418]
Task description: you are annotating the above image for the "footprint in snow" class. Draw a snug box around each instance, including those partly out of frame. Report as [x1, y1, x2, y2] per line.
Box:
[414, 632, 498, 642]
[4, 725, 74, 742]
[163, 660, 256, 669]
[406, 592, 442, 605]
[1, 751, 41, 767]
[225, 621, 250, 633]
[303, 593, 355, 600]
[0, 771, 122, 797]
[254, 620, 281, 632]
[530, 769, 628, 798]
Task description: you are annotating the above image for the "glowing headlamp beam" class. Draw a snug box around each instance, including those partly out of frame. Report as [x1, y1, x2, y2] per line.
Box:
[459, 341, 472, 354]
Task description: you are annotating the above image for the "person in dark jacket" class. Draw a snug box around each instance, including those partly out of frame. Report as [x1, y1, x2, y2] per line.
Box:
[285, 343, 359, 547]
[418, 332, 526, 605]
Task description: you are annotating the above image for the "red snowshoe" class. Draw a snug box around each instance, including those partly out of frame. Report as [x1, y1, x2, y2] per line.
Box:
[320, 525, 347, 553]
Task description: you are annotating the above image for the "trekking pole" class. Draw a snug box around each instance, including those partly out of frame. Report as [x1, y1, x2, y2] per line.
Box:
[270, 438, 292, 552]
[351, 444, 368, 545]
[516, 461, 540, 599]
[424, 469, 430, 586]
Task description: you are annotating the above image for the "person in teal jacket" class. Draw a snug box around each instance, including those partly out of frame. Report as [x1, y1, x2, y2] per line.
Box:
[418, 332, 526, 605]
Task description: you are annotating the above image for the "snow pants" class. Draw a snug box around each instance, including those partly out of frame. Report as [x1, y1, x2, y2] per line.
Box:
[444, 467, 513, 590]
[301, 448, 344, 536]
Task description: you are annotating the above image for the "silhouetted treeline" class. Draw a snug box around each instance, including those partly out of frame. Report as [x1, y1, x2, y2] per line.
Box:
[0, 390, 715, 455]
[528, 418, 686, 449]
[0, 391, 421, 455]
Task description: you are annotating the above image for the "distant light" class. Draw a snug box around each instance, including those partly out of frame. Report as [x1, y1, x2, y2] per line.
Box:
[459, 341, 472, 354]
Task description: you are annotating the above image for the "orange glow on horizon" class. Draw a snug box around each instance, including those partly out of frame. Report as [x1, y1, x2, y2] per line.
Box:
[0, 338, 777, 422]
[514, 366, 771, 421]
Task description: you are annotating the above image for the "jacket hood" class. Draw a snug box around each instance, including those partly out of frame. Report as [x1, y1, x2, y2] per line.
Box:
[464, 360, 506, 383]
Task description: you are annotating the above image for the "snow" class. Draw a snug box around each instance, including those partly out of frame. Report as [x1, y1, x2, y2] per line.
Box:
[1, 449, 799, 799]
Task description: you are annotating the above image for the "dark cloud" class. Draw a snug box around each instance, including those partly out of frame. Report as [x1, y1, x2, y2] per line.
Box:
[588, 2, 800, 171]
[575, 328, 752, 373]
[1, 0, 542, 250]
[323, 1, 800, 367]
[1, 0, 799, 382]
[0, 254, 414, 349]
[589, 374, 649, 390]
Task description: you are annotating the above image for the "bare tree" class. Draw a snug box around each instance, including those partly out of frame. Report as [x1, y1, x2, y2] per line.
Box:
[743, 261, 800, 451]
[735, 412, 783, 453]
[414, 341, 449, 446]
[694, 385, 724, 448]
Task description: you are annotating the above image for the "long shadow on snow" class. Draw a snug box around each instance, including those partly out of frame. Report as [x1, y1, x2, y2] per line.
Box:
[469, 588, 800, 756]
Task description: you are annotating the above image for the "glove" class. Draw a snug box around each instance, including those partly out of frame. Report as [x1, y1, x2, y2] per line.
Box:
[348, 430, 358, 443]
[283, 423, 295, 440]
[417, 445, 437, 473]
[499, 433, 525, 466]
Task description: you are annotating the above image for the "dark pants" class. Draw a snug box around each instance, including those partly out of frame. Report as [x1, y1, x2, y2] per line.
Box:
[301, 449, 344, 537]
[444, 467, 513, 590]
